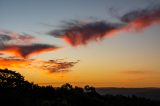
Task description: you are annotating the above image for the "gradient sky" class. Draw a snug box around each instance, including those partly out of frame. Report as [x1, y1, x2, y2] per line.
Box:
[0, 0, 160, 87]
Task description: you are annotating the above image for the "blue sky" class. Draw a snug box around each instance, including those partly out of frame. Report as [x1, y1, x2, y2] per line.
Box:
[0, 0, 153, 33]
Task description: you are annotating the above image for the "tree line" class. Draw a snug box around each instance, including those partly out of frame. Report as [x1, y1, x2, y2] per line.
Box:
[0, 69, 160, 106]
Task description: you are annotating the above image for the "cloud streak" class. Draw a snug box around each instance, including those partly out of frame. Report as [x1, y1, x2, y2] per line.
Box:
[121, 70, 149, 75]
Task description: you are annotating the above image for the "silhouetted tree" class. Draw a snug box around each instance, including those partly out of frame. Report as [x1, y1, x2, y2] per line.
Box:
[0, 69, 32, 89]
[74, 86, 84, 93]
[61, 83, 73, 91]
[84, 85, 96, 93]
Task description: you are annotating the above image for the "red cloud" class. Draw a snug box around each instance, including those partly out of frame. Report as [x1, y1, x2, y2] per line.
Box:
[0, 44, 60, 58]
[48, 21, 124, 46]
[121, 7, 160, 30]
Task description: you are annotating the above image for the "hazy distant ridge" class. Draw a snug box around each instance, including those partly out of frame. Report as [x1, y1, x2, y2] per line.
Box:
[96, 88, 160, 101]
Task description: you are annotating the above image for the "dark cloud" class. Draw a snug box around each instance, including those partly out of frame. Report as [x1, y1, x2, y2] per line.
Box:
[41, 60, 79, 73]
[121, 6, 160, 22]
[48, 20, 124, 46]
[0, 44, 60, 58]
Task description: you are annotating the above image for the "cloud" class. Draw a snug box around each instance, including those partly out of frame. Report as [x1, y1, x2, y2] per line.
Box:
[0, 44, 60, 58]
[48, 20, 124, 46]
[121, 6, 160, 30]
[48, 6, 160, 46]
[0, 53, 4, 55]
[0, 34, 12, 41]
[0, 57, 78, 73]
[121, 70, 150, 75]
[41, 60, 79, 73]
[0, 30, 61, 58]
[0, 31, 36, 45]
[0, 34, 12, 48]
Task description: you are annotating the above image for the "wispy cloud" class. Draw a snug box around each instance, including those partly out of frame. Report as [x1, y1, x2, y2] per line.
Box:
[0, 31, 36, 45]
[41, 59, 79, 73]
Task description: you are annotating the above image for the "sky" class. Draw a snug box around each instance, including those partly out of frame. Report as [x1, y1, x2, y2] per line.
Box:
[0, 0, 160, 87]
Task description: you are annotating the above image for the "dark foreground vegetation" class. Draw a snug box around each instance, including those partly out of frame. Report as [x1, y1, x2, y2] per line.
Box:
[0, 69, 160, 106]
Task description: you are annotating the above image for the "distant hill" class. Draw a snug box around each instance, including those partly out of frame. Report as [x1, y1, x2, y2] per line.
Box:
[96, 88, 160, 101]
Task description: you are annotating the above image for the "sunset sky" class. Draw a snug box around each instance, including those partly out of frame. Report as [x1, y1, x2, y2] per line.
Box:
[0, 0, 160, 87]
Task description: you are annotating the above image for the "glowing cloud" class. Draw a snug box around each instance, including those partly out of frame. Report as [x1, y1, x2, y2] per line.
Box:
[48, 20, 124, 46]
[121, 6, 160, 30]
[0, 44, 60, 58]
[0, 31, 61, 58]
